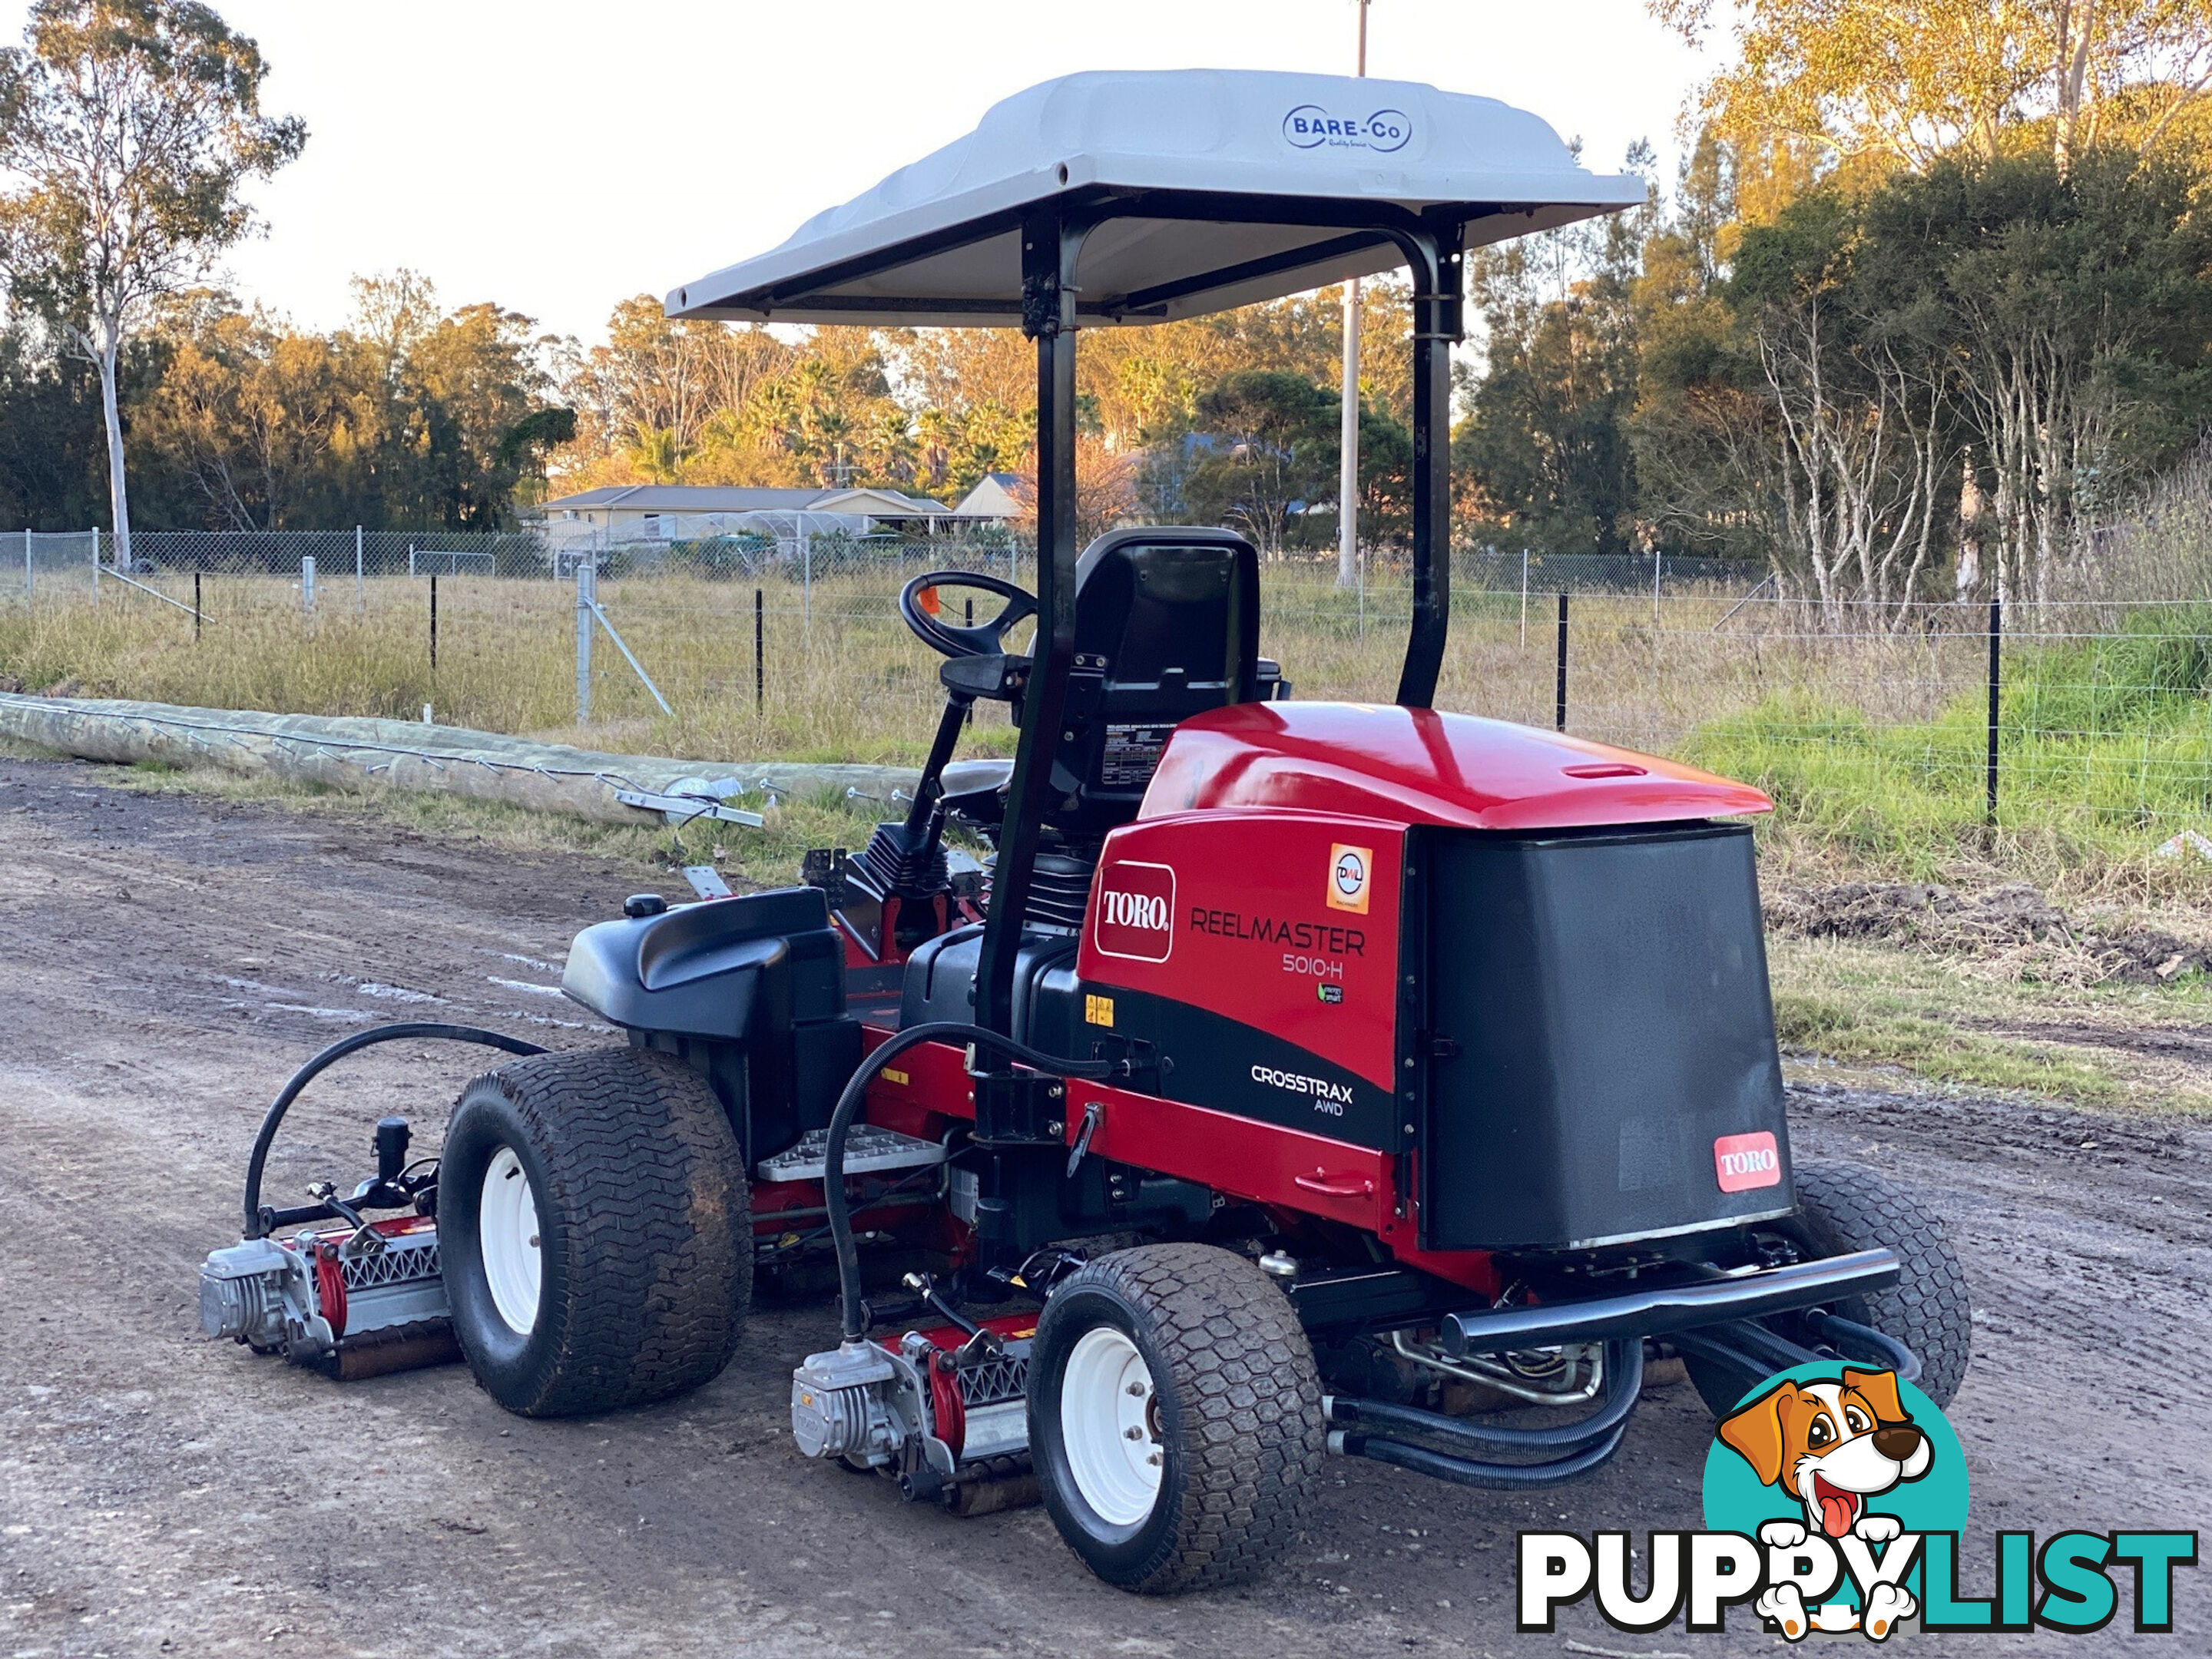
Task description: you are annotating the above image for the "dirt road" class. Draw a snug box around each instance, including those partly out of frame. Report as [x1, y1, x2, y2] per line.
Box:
[1, 757, 2204, 1657]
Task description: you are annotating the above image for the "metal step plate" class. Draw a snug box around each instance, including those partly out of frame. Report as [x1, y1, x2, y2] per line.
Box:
[757, 1124, 946, 1184]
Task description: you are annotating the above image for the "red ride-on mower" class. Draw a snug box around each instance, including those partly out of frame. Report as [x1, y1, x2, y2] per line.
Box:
[202, 70, 1969, 1594]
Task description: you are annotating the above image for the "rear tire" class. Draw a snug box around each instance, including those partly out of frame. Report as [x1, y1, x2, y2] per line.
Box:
[1690, 1157, 1971, 1414]
[440, 1046, 751, 1417]
[1028, 1243, 1323, 1594]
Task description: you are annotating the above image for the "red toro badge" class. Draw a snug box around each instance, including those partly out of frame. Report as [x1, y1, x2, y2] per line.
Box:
[1713, 1131, 1783, 1193]
[1094, 860, 1176, 962]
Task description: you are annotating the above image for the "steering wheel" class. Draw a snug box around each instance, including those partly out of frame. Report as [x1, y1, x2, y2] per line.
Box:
[899, 571, 1038, 660]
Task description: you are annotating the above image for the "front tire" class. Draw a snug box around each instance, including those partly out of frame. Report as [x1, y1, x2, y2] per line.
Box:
[1690, 1157, 1972, 1414]
[441, 1047, 751, 1417]
[1028, 1243, 1323, 1594]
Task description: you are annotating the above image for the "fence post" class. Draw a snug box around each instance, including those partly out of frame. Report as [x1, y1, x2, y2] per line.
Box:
[429, 573, 439, 671]
[22, 528, 30, 600]
[91, 527, 98, 593]
[355, 525, 364, 611]
[1986, 593, 2002, 830]
[575, 556, 594, 725]
[1555, 592, 1570, 733]
[753, 586, 763, 713]
[1520, 548, 1528, 647]
[301, 555, 316, 613]
[1652, 547, 1661, 626]
[800, 515, 812, 632]
[194, 571, 201, 641]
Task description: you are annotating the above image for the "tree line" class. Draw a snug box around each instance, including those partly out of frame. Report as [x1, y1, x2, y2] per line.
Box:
[3, 0, 2210, 615]
[0, 270, 563, 535]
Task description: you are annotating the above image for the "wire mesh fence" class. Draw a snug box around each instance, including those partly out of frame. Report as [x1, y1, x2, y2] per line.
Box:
[2, 525, 1750, 594]
[7, 526, 2212, 853]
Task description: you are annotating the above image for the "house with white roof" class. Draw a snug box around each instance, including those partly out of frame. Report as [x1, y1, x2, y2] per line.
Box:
[538, 484, 953, 547]
[947, 473, 1030, 523]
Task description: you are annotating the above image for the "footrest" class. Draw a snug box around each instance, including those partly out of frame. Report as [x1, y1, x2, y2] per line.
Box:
[757, 1125, 947, 1184]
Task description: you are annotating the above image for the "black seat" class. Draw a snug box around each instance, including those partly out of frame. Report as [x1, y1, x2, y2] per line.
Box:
[934, 528, 1263, 843]
[1046, 527, 1263, 837]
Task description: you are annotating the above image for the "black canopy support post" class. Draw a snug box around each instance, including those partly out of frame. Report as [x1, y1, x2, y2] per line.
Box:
[1396, 219, 1463, 708]
[976, 203, 1088, 1038]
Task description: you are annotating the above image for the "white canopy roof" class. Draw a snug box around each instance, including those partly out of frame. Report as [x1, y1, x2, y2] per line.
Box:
[667, 70, 1643, 329]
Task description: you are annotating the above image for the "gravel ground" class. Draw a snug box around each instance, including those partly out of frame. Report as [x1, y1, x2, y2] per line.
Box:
[0, 757, 2205, 1657]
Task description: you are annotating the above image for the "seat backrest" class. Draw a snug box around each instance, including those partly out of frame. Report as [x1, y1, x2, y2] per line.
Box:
[1043, 526, 1260, 838]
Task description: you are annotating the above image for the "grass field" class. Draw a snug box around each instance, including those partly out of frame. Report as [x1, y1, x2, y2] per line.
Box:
[1769, 933, 2212, 1112]
[6, 565, 2212, 896]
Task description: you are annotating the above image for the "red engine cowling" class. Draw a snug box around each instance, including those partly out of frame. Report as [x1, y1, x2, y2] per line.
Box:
[1068, 700, 1793, 1259]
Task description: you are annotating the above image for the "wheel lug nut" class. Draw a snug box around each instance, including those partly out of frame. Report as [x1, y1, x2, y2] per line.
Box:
[1126, 1382, 1146, 1396]
[1146, 1451, 1162, 1466]
[1124, 1425, 1144, 1439]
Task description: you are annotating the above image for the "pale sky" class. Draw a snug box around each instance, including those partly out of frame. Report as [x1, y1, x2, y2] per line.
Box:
[9, 1, 1715, 344]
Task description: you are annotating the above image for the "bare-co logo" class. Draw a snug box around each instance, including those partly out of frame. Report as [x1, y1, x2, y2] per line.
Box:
[1327, 843, 1373, 915]
[1282, 104, 1412, 153]
[1094, 861, 1175, 963]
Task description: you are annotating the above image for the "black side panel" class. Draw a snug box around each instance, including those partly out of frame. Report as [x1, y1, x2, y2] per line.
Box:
[1077, 985, 1396, 1150]
[789, 1015, 864, 1137]
[899, 925, 1078, 1045]
[1421, 824, 1793, 1252]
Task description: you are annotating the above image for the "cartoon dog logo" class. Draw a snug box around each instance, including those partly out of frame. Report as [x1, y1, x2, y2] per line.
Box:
[1717, 1367, 1933, 1640]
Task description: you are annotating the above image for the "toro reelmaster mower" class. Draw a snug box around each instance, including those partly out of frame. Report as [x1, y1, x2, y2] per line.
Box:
[200, 69, 1969, 1594]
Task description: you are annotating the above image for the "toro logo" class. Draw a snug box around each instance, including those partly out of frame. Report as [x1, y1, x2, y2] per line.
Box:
[1714, 1130, 1783, 1194]
[1093, 860, 1175, 963]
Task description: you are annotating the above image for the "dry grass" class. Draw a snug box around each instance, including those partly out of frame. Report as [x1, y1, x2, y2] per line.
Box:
[7, 565, 2212, 897]
[0, 564, 1965, 750]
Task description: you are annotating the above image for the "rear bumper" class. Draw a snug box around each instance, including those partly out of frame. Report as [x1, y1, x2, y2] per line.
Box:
[1439, 1248, 1900, 1357]
[1325, 1249, 1908, 1493]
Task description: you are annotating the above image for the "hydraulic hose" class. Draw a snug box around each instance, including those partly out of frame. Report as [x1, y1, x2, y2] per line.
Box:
[823, 1022, 1117, 1343]
[242, 1022, 547, 1237]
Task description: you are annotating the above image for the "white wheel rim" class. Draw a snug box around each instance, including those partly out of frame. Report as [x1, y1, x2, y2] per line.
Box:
[479, 1145, 543, 1336]
[1060, 1325, 1162, 1528]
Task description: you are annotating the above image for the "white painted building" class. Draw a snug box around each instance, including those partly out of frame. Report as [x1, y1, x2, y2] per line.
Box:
[539, 484, 953, 548]
[947, 473, 1028, 523]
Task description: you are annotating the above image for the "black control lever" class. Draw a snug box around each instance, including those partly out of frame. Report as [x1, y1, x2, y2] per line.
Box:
[1065, 1100, 1104, 1177]
[306, 1181, 385, 1257]
[902, 1271, 1003, 1366]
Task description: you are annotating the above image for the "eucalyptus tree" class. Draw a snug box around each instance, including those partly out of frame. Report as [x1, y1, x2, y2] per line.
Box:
[1654, 0, 2212, 176]
[0, 0, 302, 565]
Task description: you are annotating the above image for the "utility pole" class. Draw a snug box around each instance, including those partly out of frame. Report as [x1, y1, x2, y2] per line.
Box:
[1336, 0, 1371, 591]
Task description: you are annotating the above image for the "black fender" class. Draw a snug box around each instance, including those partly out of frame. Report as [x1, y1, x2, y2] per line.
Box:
[561, 886, 859, 1162]
[562, 886, 839, 1041]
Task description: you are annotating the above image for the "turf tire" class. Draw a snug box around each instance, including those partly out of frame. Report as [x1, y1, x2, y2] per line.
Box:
[441, 1046, 750, 1417]
[1690, 1157, 1971, 1415]
[1028, 1243, 1323, 1594]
